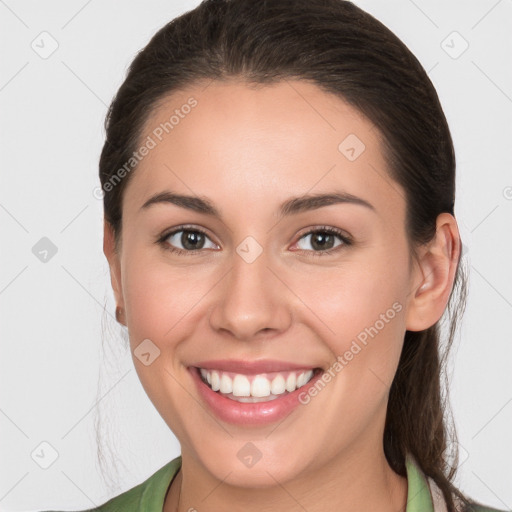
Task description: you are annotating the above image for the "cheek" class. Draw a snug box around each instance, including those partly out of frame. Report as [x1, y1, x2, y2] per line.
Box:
[119, 249, 205, 439]
[289, 246, 409, 391]
[121, 247, 207, 343]
[296, 248, 408, 339]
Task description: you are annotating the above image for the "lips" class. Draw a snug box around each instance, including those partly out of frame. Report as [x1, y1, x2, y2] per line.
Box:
[188, 359, 324, 425]
[194, 359, 317, 373]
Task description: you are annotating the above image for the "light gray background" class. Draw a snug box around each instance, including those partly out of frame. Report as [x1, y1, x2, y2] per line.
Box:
[0, 1, 511, 511]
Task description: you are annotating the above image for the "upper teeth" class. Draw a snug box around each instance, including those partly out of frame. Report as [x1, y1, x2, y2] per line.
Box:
[199, 368, 315, 398]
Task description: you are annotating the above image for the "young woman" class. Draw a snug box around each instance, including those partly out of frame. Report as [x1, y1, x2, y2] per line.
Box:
[47, 0, 506, 511]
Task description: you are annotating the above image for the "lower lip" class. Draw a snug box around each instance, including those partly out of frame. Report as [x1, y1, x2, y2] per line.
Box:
[189, 367, 324, 426]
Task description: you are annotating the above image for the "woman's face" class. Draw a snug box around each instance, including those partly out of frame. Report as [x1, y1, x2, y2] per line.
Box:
[106, 79, 424, 485]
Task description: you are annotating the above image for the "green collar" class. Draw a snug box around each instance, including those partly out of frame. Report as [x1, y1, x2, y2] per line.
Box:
[138, 453, 437, 511]
[138, 455, 182, 510]
[404, 453, 436, 512]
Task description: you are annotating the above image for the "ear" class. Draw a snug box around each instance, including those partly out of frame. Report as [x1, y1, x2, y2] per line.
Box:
[103, 220, 125, 322]
[405, 213, 461, 332]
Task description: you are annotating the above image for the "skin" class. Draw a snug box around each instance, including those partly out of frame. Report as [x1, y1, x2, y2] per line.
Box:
[103, 79, 460, 512]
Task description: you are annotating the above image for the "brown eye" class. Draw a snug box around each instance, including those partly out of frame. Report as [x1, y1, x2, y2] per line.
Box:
[300, 231, 337, 251]
[175, 230, 206, 250]
[159, 227, 218, 254]
[294, 227, 352, 256]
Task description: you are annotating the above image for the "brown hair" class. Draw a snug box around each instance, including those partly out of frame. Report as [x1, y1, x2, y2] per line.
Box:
[99, 1, 471, 509]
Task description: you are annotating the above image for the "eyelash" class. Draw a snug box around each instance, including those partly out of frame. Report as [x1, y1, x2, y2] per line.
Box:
[156, 225, 353, 257]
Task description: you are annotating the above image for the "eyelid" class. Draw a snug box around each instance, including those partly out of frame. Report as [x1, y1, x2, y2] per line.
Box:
[295, 225, 352, 242]
[158, 223, 214, 241]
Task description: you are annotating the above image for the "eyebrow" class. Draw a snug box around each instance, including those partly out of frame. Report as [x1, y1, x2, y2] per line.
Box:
[140, 190, 376, 217]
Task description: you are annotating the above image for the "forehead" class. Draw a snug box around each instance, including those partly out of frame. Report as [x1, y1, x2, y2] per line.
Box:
[123, 79, 404, 220]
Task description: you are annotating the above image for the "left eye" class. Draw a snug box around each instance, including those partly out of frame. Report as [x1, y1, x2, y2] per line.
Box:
[294, 228, 350, 253]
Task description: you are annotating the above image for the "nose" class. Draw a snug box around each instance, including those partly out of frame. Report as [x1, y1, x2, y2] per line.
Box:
[208, 246, 292, 341]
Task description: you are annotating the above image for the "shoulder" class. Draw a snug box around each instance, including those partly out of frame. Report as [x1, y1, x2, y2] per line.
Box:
[454, 493, 509, 512]
[463, 501, 510, 512]
[41, 456, 182, 512]
[406, 453, 508, 512]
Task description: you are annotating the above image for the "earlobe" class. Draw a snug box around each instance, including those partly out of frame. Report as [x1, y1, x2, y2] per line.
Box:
[103, 221, 125, 321]
[405, 213, 461, 332]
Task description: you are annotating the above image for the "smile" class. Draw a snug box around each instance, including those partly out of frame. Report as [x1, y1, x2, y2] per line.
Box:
[198, 368, 316, 402]
[189, 362, 325, 425]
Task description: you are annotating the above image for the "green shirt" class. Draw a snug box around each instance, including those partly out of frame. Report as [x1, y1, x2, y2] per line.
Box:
[45, 453, 506, 511]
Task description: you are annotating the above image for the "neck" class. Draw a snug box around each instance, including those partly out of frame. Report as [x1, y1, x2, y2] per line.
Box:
[164, 443, 408, 512]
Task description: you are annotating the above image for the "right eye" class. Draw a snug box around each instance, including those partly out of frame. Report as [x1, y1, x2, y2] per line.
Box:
[157, 226, 219, 255]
